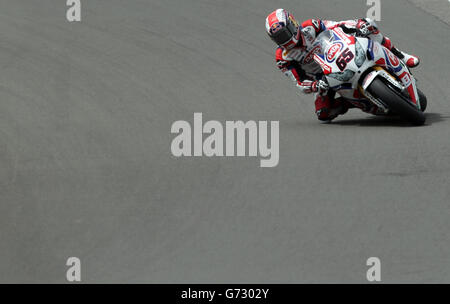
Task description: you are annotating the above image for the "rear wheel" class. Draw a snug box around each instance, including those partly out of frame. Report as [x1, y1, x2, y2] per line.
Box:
[367, 78, 426, 125]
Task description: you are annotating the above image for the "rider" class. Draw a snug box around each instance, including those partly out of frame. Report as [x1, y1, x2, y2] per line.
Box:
[265, 8, 420, 122]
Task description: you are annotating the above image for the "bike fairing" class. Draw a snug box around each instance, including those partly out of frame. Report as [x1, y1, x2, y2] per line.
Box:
[311, 27, 425, 124]
[265, 9, 421, 121]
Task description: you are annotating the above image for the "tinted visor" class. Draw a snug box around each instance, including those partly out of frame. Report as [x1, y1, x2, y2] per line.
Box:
[270, 22, 298, 46]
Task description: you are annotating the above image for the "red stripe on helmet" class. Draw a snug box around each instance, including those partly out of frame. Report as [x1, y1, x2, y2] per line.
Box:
[267, 11, 281, 27]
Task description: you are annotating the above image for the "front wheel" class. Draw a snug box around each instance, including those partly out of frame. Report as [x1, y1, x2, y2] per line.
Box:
[418, 89, 427, 112]
[366, 78, 426, 125]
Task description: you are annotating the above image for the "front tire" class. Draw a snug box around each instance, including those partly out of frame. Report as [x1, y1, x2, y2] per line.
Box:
[367, 78, 426, 125]
[418, 89, 427, 112]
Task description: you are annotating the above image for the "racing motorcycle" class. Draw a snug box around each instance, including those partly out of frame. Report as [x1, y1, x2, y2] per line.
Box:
[313, 27, 427, 125]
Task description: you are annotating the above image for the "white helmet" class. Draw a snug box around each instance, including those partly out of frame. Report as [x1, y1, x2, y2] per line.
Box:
[265, 9, 304, 49]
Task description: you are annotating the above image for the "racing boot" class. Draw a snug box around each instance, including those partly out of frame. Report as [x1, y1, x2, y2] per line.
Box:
[379, 36, 420, 68]
[390, 47, 420, 68]
[315, 95, 352, 123]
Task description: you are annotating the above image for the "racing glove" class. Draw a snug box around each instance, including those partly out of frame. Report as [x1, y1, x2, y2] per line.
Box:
[297, 80, 329, 94]
[355, 18, 378, 37]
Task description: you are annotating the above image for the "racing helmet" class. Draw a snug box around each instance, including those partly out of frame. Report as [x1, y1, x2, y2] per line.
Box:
[265, 9, 304, 49]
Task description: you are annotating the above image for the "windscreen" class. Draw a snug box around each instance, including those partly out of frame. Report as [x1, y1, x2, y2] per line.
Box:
[314, 30, 336, 51]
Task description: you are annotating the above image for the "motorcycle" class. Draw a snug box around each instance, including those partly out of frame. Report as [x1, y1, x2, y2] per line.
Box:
[313, 27, 427, 125]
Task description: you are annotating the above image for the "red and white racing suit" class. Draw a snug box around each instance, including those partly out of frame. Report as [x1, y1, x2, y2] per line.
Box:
[276, 18, 400, 121]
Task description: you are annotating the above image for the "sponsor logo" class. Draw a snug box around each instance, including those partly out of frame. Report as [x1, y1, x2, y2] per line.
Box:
[386, 49, 400, 67]
[284, 48, 303, 62]
[313, 53, 332, 74]
[326, 42, 343, 62]
[401, 73, 411, 86]
[303, 44, 322, 64]
[333, 27, 353, 45]
[270, 22, 283, 34]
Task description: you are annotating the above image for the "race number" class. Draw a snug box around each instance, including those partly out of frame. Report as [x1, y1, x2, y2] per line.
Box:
[336, 48, 354, 71]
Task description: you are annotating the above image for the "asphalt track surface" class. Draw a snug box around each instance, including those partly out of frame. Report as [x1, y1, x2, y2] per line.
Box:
[0, 0, 449, 283]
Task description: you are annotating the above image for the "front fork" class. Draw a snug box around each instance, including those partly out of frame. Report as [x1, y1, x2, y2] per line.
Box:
[382, 47, 420, 107]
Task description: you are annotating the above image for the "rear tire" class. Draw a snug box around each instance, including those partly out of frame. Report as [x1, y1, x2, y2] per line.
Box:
[367, 78, 426, 125]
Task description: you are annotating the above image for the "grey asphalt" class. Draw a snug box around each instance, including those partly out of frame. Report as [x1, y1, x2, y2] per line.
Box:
[0, 0, 449, 283]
